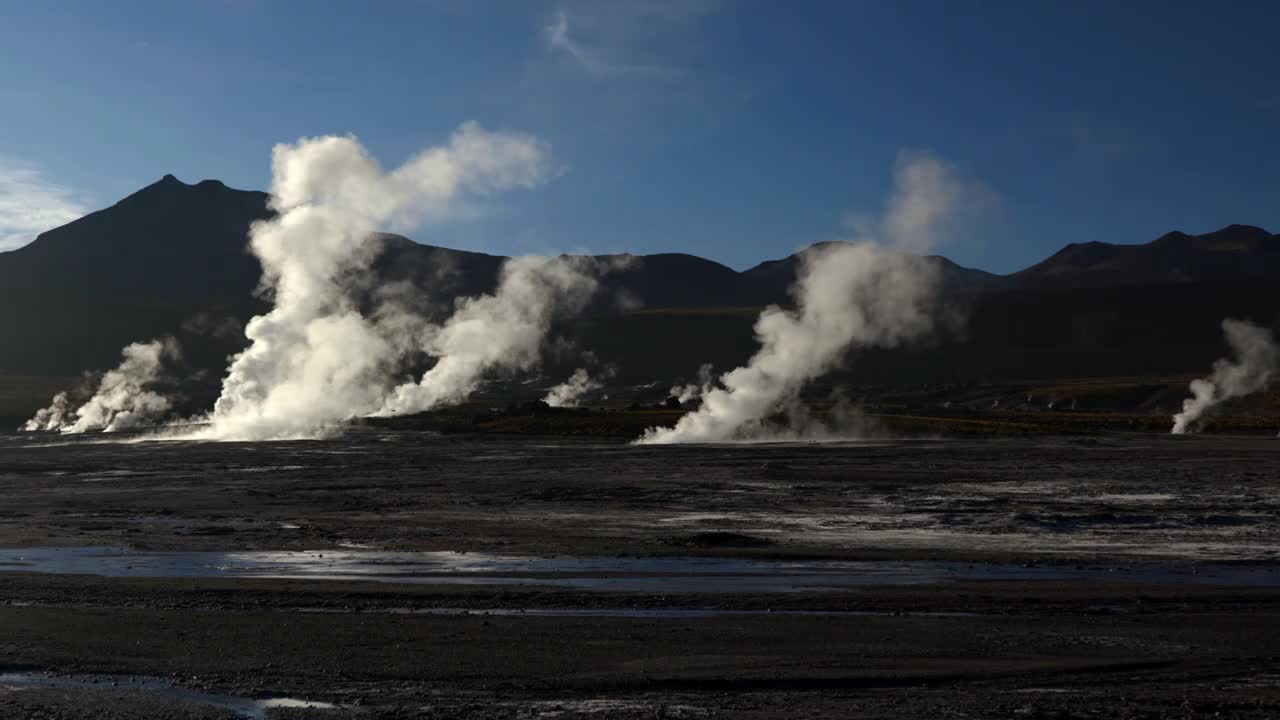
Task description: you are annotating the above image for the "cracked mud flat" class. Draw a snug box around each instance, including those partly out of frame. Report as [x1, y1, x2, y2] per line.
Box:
[1, 429, 1279, 717]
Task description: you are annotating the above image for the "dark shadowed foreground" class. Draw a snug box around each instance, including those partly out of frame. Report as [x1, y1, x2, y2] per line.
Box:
[1, 429, 1279, 718]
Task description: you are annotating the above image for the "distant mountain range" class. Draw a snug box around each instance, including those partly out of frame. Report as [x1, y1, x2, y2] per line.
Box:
[2, 175, 1277, 399]
[1011, 224, 1280, 289]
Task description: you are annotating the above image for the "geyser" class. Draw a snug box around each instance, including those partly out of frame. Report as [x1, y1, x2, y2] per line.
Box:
[376, 255, 611, 416]
[637, 151, 998, 444]
[23, 337, 180, 433]
[193, 123, 557, 440]
[21, 123, 622, 441]
[544, 367, 606, 408]
[1171, 318, 1279, 434]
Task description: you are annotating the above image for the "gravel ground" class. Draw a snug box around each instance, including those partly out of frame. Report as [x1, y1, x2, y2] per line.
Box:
[1, 429, 1278, 717]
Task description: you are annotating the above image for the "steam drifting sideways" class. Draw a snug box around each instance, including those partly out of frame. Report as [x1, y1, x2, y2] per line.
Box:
[1171, 319, 1280, 434]
[637, 151, 999, 444]
[195, 123, 565, 441]
[23, 338, 180, 433]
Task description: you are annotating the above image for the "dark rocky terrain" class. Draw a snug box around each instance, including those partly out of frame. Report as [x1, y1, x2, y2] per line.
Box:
[2, 429, 1280, 718]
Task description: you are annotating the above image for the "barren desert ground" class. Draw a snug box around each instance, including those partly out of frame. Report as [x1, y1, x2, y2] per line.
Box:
[1, 429, 1279, 718]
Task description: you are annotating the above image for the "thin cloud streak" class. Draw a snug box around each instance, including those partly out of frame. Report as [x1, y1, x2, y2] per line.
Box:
[542, 2, 717, 78]
[0, 159, 87, 251]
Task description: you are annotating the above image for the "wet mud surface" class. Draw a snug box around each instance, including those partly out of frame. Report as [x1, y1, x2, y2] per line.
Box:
[1, 430, 1279, 717]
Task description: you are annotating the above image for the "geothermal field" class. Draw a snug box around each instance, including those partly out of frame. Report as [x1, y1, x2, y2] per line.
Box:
[4, 131, 1280, 720]
[4, 3, 1280, 718]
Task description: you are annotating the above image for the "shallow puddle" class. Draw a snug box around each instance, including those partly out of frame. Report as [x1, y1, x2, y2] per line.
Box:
[1, 546, 1278, 592]
[0, 673, 337, 719]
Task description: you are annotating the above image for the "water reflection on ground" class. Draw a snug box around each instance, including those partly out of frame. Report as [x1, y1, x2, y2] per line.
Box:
[2, 546, 1278, 593]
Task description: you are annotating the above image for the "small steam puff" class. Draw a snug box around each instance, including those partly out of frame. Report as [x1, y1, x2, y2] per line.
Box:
[22, 392, 74, 432]
[376, 255, 612, 416]
[194, 123, 557, 441]
[637, 151, 997, 444]
[1171, 319, 1279, 434]
[23, 338, 180, 433]
[544, 367, 612, 407]
[669, 363, 714, 404]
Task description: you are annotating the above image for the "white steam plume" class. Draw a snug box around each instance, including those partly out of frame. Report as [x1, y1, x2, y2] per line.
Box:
[638, 245, 938, 443]
[545, 367, 609, 407]
[194, 124, 553, 441]
[377, 255, 608, 416]
[669, 362, 714, 404]
[22, 392, 73, 432]
[23, 338, 180, 433]
[638, 151, 998, 444]
[1171, 319, 1279, 434]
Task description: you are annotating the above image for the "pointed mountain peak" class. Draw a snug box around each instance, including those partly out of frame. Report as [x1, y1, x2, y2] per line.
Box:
[1152, 230, 1192, 244]
[110, 174, 191, 207]
[139, 174, 188, 193]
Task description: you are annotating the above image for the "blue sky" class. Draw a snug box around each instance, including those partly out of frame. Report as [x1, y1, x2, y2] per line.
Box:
[1, 0, 1277, 272]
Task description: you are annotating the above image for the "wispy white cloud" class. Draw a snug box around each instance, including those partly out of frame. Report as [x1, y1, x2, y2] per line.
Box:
[542, 1, 721, 78]
[545, 10, 590, 67]
[544, 9, 674, 77]
[0, 159, 87, 251]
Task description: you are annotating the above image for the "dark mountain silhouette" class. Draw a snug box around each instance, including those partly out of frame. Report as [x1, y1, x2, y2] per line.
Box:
[0, 176, 267, 376]
[1011, 224, 1279, 288]
[1, 175, 1277, 399]
[0, 174, 266, 295]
